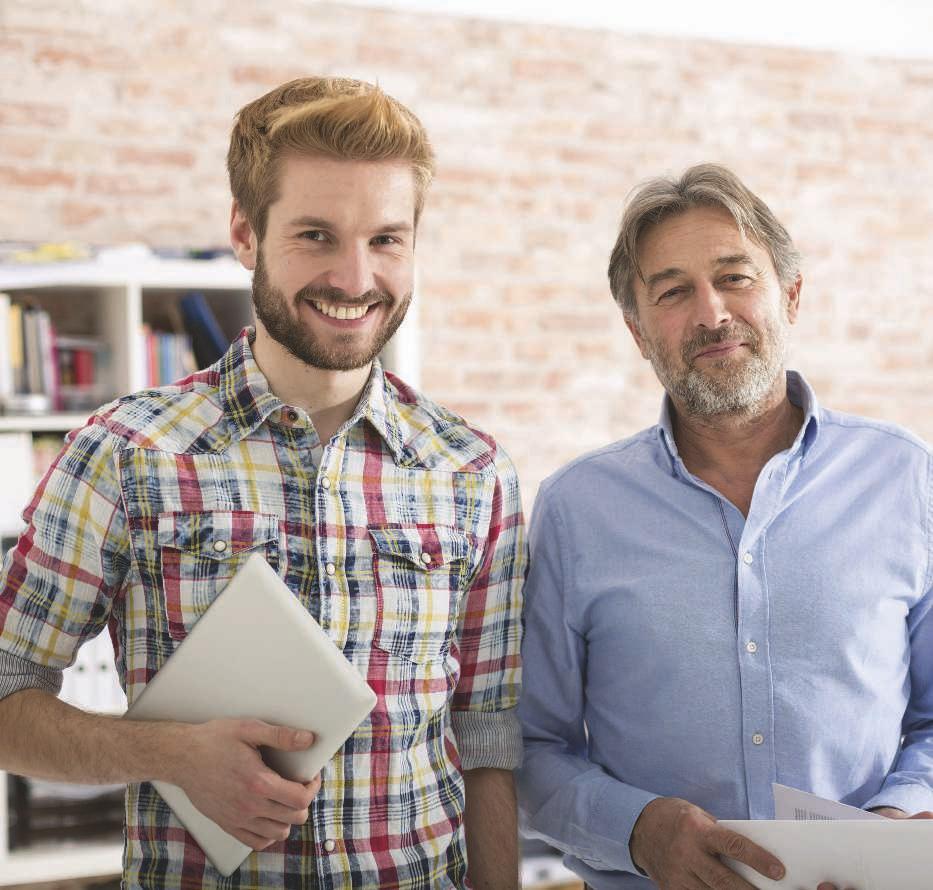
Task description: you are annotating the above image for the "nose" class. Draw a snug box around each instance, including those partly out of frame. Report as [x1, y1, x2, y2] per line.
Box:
[692, 280, 732, 329]
[320, 243, 375, 299]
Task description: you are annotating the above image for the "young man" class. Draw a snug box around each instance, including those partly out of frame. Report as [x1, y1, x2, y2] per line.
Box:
[0, 77, 524, 890]
[517, 164, 933, 890]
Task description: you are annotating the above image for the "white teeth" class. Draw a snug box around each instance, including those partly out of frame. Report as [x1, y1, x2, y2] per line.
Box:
[310, 301, 369, 320]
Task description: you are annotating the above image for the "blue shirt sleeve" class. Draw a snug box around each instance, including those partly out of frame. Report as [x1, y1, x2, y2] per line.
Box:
[516, 484, 658, 874]
[864, 457, 933, 815]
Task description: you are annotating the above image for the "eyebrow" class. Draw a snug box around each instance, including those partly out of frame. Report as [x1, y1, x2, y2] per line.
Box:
[645, 253, 758, 291]
[287, 215, 413, 234]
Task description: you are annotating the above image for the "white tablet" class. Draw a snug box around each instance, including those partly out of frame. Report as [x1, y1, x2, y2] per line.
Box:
[125, 552, 377, 876]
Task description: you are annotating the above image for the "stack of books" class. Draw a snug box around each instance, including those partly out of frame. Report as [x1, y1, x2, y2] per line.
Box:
[0, 293, 109, 414]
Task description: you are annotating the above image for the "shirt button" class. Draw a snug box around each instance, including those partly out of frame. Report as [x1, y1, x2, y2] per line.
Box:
[752, 732, 765, 745]
[325, 563, 336, 576]
[323, 838, 336, 853]
[746, 641, 758, 654]
[287, 409, 299, 422]
[213, 540, 227, 553]
[321, 477, 331, 490]
[420, 551, 433, 565]
[742, 552, 754, 565]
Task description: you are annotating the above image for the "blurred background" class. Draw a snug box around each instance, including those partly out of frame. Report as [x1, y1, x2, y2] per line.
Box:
[0, 1, 931, 886]
[1, 0, 932, 505]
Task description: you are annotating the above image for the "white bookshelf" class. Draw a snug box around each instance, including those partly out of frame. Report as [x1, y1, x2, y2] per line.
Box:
[0, 256, 253, 436]
[0, 255, 250, 885]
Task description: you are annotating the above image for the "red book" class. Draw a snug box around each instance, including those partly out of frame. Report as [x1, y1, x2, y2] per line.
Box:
[73, 349, 95, 386]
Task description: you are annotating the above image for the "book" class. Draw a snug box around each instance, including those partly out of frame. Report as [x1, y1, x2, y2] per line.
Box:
[179, 291, 229, 369]
[0, 293, 11, 402]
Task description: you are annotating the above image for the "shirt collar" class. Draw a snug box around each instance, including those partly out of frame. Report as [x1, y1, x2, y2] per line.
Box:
[218, 328, 406, 460]
[656, 369, 822, 469]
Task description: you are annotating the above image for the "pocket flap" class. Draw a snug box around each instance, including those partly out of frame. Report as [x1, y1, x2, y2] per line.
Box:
[157, 511, 279, 560]
[368, 523, 471, 570]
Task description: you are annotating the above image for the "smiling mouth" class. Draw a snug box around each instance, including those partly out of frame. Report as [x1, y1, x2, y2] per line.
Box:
[694, 342, 745, 360]
[308, 300, 377, 321]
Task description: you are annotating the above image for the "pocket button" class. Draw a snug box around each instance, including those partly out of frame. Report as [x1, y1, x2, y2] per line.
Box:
[213, 540, 228, 553]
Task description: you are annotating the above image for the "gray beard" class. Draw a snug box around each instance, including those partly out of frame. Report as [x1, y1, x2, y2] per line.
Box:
[643, 321, 788, 418]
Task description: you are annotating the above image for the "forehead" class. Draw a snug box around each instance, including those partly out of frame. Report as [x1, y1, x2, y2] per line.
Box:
[637, 206, 770, 278]
[267, 153, 416, 227]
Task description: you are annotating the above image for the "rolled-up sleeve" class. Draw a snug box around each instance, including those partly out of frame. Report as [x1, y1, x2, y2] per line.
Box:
[0, 421, 130, 689]
[450, 446, 526, 770]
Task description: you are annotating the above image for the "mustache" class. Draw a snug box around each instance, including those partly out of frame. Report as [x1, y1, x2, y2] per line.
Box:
[683, 323, 760, 362]
[292, 285, 391, 307]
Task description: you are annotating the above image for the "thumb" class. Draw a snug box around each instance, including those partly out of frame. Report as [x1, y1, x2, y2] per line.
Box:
[240, 720, 314, 750]
[909, 811, 933, 819]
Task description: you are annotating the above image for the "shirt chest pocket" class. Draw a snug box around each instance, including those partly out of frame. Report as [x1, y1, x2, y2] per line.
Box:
[368, 524, 473, 665]
[158, 510, 280, 641]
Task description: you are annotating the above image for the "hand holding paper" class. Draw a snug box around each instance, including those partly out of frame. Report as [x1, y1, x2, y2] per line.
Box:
[630, 797, 786, 888]
[721, 785, 933, 890]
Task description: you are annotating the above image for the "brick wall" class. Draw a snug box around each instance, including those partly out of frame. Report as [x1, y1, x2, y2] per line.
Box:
[2, 2, 932, 508]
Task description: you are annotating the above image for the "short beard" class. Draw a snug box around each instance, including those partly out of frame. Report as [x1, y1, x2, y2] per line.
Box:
[251, 251, 410, 372]
[642, 318, 787, 418]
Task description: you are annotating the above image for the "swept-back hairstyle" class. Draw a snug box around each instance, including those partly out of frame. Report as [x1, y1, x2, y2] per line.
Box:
[228, 76, 435, 239]
[608, 163, 800, 320]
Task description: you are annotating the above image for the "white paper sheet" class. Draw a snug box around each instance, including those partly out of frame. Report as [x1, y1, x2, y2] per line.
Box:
[772, 783, 884, 822]
[722, 785, 932, 889]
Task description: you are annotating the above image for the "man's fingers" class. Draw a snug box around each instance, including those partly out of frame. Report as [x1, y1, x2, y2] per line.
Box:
[695, 856, 760, 890]
[260, 796, 312, 826]
[708, 826, 785, 881]
[304, 773, 322, 793]
[910, 810, 933, 819]
[234, 826, 279, 851]
[248, 816, 295, 843]
[261, 770, 320, 810]
[239, 719, 314, 751]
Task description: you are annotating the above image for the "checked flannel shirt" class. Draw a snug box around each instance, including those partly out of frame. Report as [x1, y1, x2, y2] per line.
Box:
[0, 329, 525, 889]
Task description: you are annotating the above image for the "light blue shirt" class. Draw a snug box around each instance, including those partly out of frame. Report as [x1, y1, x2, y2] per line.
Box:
[517, 372, 933, 888]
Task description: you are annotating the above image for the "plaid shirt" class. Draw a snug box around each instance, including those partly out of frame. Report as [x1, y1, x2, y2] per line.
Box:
[0, 329, 525, 889]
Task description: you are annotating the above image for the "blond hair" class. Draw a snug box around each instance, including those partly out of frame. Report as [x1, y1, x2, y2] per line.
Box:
[608, 164, 800, 319]
[227, 76, 435, 238]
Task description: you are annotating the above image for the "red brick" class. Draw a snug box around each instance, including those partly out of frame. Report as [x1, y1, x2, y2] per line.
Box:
[0, 103, 68, 128]
[34, 44, 131, 70]
[59, 200, 107, 227]
[85, 173, 176, 197]
[0, 166, 75, 189]
[114, 146, 197, 168]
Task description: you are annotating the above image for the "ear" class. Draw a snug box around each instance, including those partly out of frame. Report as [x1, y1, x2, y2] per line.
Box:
[625, 313, 651, 360]
[785, 273, 802, 324]
[230, 201, 258, 271]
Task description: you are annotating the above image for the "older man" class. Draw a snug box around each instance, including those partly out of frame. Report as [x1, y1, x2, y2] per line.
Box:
[518, 164, 933, 890]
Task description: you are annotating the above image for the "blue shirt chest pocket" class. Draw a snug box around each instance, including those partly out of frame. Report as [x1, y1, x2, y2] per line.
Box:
[157, 510, 280, 641]
[367, 524, 473, 665]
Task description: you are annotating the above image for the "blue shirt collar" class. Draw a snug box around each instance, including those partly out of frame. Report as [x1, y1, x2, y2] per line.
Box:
[657, 369, 821, 471]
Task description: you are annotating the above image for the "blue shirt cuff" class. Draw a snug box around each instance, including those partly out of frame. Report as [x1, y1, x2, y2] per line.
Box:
[578, 781, 660, 874]
[863, 782, 933, 816]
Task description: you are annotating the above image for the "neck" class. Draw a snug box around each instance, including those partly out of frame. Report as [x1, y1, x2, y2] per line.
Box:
[670, 375, 804, 515]
[251, 323, 372, 444]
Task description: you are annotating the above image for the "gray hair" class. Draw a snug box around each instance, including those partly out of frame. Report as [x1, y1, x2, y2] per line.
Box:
[607, 164, 801, 320]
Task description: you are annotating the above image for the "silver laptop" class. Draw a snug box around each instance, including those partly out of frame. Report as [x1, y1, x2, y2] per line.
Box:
[125, 552, 377, 876]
